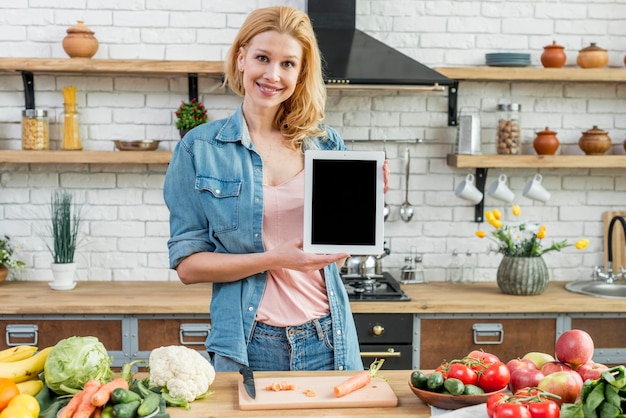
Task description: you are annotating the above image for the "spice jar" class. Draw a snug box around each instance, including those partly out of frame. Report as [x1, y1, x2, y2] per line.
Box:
[21, 109, 49, 150]
[533, 127, 560, 155]
[496, 103, 522, 155]
[62, 103, 83, 150]
[577, 43, 609, 69]
[62, 21, 99, 59]
[579, 125, 611, 155]
[541, 41, 567, 68]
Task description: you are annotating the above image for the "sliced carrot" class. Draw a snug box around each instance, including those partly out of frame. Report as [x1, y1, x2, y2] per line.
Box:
[72, 379, 103, 418]
[303, 389, 317, 397]
[91, 377, 129, 406]
[333, 359, 385, 398]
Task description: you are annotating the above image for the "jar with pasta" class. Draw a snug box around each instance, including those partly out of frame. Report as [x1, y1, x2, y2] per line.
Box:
[62, 102, 83, 150]
[496, 103, 522, 155]
[22, 109, 49, 150]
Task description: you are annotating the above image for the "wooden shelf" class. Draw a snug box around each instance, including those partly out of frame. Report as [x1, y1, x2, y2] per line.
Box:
[0, 58, 223, 75]
[447, 154, 626, 168]
[435, 67, 626, 82]
[0, 150, 172, 164]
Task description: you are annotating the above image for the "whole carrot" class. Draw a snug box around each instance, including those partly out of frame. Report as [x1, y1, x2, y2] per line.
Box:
[58, 391, 84, 418]
[91, 378, 129, 406]
[333, 359, 385, 398]
[72, 379, 103, 418]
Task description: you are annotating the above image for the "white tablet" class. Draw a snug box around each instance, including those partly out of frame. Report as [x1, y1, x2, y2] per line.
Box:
[303, 150, 385, 255]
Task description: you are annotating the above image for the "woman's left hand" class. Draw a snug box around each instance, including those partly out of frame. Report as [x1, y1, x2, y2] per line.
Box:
[383, 160, 390, 194]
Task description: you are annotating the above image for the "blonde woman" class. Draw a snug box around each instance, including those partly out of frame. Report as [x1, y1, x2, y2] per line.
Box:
[164, 6, 388, 372]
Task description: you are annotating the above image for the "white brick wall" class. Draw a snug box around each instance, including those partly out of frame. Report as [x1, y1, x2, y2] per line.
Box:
[0, 0, 625, 283]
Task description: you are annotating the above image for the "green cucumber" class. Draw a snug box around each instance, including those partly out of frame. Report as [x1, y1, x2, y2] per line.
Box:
[111, 387, 142, 404]
[112, 400, 141, 418]
[137, 392, 161, 417]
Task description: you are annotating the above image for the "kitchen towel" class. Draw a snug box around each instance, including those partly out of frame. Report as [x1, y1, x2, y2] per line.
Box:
[431, 404, 489, 417]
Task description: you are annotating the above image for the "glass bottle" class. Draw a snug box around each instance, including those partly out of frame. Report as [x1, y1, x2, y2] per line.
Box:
[21, 109, 49, 150]
[447, 249, 463, 283]
[461, 250, 475, 283]
[62, 103, 83, 150]
[496, 103, 522, 155]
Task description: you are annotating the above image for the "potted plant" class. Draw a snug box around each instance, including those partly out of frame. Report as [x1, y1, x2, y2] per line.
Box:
[476, 205, 589, 295]
[0, 235, 25, 283]
[44, 189, 82, 290]
[175, 98, 208, 138]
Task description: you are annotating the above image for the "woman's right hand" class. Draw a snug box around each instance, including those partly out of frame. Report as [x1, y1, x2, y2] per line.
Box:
[272, 239, 349, 273]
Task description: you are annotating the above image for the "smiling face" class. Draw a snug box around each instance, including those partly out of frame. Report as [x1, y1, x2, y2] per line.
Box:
[237, 30, 303, 113]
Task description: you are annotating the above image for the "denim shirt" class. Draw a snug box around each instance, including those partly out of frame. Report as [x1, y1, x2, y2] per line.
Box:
[164, 105, 363, 371]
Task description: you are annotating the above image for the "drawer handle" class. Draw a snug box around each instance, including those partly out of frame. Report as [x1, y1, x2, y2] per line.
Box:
[472, 323, 503, 345]
[179, 323, 211, 346]
[6, 324, 38, 346]
[360, 348, 402, 358]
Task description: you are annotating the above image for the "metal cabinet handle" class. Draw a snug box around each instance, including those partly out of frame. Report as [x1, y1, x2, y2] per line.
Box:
[360, 348, 401, 358]
[472, 323, 504, 345]
[6, 324, 38, 346]
[179, 323, 211, 345]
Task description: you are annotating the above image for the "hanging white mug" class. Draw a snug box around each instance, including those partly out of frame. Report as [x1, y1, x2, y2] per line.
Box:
[455, 173, 483, 204]
[523, 173, 551, 203]
[487, 173, 515, 203]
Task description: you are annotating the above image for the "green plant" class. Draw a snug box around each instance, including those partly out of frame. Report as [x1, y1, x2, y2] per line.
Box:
[476, 205, 589, 257]
[0, 235, 25, 271]
[45, 189, 82, 264]
[174, 98, 208, 130]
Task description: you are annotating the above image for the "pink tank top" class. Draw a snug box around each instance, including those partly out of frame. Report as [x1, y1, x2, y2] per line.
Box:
[255, 170, 330, 327]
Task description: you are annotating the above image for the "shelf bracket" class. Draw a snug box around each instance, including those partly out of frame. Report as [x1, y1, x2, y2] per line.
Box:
[21, 71, 35, 109]
[188, 73, 198, 101]
[474, 167, 488, 223]
[447, 80, 459, 126]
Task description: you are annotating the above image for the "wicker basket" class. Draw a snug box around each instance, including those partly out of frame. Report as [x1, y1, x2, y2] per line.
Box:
[496, 256, 549, 295]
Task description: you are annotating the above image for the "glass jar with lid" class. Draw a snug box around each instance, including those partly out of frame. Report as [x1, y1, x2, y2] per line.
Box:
[496, 103, 522, 155]
[22, 109, 49, 150]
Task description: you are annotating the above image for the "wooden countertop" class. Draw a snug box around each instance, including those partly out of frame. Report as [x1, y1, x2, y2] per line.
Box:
[0, 280, 625, 315]
[166, 370, 430, 417]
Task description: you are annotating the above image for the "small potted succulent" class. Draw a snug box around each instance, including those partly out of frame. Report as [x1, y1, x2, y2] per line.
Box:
[175, 98, 208, 138]
[0, 235, 26, 283]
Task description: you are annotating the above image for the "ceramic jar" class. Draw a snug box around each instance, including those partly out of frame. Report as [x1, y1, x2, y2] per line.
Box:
[577, 43, 609, 69]
[533, 127, 560, 155]
[62, 21, 99, 58]
[541, 41, 567, 68]
[579, 125, 612, 155]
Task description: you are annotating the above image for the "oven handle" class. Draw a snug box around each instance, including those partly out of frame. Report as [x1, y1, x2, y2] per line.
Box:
[360, 349, 402, 358]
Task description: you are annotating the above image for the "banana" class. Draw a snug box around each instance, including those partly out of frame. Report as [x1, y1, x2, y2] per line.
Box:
[0, 345, 38, 362]
[16, 379, 44, 396]
[0, 346, 53, 383]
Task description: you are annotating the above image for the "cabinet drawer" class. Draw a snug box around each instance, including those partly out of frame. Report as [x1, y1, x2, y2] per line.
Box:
[419, 317, 556, 369]
[137, 317, 211, 355]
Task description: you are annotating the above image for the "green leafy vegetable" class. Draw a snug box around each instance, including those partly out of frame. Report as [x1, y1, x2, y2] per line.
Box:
[43, 335, 113, 395]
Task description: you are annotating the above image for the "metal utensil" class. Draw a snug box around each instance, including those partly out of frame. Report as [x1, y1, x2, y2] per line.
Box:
[239, 366, 256, 399]
[399, 145, 414, 222]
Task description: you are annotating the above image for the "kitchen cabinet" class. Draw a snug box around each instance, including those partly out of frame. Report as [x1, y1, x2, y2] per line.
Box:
[354, 313, 413, 370]
[416, 314, 558, 369]
[0, 314, 128, 367]
[567, 314, 626, 366]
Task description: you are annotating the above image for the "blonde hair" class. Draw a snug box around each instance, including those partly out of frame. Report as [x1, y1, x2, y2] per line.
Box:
[224, 6, 327, 151]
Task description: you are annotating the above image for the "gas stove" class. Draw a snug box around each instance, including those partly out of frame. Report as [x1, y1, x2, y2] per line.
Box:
[341, 272, 410, 301]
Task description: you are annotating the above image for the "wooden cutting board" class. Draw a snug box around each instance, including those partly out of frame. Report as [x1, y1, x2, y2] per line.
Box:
[238, 375, 398, 410]
[604, 211, 626, 272]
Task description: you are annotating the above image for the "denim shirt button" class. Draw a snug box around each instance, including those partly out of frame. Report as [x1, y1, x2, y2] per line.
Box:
[338, 365, 344, 371]
[215, 189, 221, 195]
[248, 306, 254, 312]
[255, 197, 259, 203]
[254, 233, 259, 238]
[336, 329, 342, 336]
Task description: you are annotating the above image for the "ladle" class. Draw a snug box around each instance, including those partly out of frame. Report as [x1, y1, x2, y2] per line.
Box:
[399, 145, 414, 222]
[383, 140, 390, 221]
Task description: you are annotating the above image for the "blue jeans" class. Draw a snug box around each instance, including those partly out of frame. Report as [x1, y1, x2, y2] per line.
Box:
[212, 314, 335, 372]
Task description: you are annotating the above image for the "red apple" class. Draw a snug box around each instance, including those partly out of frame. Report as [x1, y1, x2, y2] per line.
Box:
[506, 358, 537, 374]
[540, 360, 573, 375]
[577, 361, 609, 381]
[522, 351, 556, 369]
[467, 350, 501, 365]
[509, 367, 545, 393]
[538, 370, 584, 405]
[555, 329, 595, 367]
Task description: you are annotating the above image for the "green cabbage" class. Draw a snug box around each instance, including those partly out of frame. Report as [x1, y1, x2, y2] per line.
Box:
[44, 335, 113, 395]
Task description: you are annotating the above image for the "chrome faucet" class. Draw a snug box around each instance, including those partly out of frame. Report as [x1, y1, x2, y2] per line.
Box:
[593, 215, 626, 283]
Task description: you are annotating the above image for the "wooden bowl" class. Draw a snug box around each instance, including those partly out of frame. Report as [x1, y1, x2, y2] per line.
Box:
[408, 381, 506, 410]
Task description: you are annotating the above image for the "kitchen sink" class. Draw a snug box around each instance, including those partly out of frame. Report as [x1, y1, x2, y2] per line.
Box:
[565, 280, 626, 299]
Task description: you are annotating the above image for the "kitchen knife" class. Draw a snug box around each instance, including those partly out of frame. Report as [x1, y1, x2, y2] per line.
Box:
[239, 366, 256, 399]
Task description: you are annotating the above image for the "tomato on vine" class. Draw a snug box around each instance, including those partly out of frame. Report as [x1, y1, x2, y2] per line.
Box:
[486, 392, 509, 418]
[447, 363, 478, 386]
[494, 403, 532, 418]
[479, 361, 510, 392]
[526, 399, 560, 418]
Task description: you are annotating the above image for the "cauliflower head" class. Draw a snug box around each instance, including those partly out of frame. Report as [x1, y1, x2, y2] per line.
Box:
[148, 345, 216, 402]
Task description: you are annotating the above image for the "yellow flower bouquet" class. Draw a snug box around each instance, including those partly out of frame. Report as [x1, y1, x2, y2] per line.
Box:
[476, 205, 589, 257]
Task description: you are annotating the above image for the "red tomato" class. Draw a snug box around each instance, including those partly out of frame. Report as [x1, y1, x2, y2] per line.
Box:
[486, 392, 510, 418]
[467, 349, 501, 365]
[480, 361, 511, 392]
[527, 400, 560, 418]
[435, 363, 449, 379]
[447, 363, 478, 386]
[515, 387, 543, 397]
[495, 403, 532, 418]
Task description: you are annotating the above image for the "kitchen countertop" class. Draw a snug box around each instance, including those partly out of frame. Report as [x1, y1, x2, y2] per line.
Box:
[165, 370, 431, 417]
[0, 280, 624, 315]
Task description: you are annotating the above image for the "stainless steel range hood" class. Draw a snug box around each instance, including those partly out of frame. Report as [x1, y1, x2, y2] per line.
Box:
[307, 0, 454, 88]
